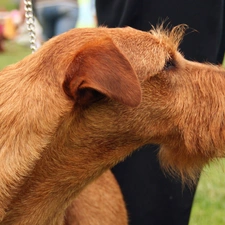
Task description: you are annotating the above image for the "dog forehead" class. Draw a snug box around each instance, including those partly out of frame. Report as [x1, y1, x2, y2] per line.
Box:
[46, 27, 174, 81]
[75, 26, 173, 80]
[64, 26, 172, 52]
[106, 27, 171, 79]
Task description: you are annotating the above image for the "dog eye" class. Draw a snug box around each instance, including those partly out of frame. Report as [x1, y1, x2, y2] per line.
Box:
[163, 59, 175, 70]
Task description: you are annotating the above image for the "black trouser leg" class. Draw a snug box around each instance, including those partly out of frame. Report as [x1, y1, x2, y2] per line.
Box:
[112, 144, 198, 225]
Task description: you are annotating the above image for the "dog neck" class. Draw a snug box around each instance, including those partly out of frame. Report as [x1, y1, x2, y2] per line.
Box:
[2, 138, 137, 224]
[0, 58, 73, 221]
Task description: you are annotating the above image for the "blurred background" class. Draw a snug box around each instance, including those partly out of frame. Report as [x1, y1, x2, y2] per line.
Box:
[0, 1, 225, 225]
[0, 0, 96, 68]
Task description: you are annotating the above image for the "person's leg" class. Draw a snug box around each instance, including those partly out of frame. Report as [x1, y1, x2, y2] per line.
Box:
[35, 6, 55, 40]
[54, 5, 79, 36]
[112, 144, 197, 225]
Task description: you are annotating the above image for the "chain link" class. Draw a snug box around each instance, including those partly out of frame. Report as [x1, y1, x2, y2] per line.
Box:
[24, 0, 37, 53]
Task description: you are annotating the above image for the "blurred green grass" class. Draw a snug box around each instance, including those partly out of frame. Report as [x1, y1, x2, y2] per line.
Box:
[0, 0, 17, 10]
[0, 41, 31, 70]
[190, 160, 225, 225]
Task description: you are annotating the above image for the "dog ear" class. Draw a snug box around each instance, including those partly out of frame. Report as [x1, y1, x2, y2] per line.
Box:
[63, 37, 141, 107]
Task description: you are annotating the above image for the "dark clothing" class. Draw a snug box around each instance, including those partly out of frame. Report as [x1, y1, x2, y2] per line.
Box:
[112, 146, 196, 225]
[96, 0, 225, 64]
[96, 1, 225, 225]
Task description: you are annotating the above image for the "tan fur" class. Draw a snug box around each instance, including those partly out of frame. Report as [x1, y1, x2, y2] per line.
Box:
[1, 25, 225, 224]
[65, 170, 128, 225]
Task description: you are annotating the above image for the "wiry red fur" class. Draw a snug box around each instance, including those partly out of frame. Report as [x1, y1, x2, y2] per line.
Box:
[1, 25, 225, 224]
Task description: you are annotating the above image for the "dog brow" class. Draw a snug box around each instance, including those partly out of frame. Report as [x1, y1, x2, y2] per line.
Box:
[150, 24, 188, 52]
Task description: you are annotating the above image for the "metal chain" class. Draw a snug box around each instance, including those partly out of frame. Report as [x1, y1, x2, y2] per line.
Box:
[24, 0, 37, 53]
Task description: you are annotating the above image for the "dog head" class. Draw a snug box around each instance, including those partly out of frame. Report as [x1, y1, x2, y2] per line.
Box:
[2, 25, 225, 195]
[25, 25, 224, 184]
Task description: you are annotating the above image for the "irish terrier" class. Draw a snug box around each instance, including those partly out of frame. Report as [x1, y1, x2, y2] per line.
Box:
[0, 25, 225, 224]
